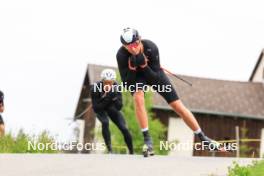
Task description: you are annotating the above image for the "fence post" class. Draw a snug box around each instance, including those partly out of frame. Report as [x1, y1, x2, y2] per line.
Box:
[235, 126, 240, 158]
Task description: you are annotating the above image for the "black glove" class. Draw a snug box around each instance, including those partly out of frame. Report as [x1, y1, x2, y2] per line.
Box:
[128, 56, 136, 71]
[134, 53, 146, 67]
[106, 91, 117, 99]
[101, 95, 111, 103]
[129, 56, 137, 68]
[130, 53, 146, 67]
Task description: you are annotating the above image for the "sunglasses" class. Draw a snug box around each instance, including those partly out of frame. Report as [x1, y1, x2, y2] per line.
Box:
[126, 41, 140, 49]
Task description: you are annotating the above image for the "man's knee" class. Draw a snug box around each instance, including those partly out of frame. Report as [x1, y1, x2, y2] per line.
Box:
[96, 113, 109, 127]
[101, 121, 109, 129]
[170, 100, 188, 116]
[119, 125, 129, 135]
[133, 91, 145, 106]
[117, 120, 128, 131]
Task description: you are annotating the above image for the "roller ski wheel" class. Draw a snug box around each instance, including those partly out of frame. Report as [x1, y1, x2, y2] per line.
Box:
[205, 140, 230, 153]
[212, 141, 230, 153]
[142, 144, 154, 157]
[198, 132, 230, 153]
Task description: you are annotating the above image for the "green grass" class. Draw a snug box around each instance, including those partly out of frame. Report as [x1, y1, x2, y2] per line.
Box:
[0, 129, 58, 153]
[228, 160, 264, 176]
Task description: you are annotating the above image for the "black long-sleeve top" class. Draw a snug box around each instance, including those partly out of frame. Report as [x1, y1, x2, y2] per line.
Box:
[90, 81, 123, 112]
[116, 39, 162, 86]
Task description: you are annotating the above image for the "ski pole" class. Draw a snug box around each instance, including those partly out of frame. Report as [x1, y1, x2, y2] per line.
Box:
[74, 104, 92, 119]
[161, 67, 193, 87]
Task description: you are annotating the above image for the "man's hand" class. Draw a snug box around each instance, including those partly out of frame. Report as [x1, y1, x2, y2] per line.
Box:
[129, 54, 148, 69]
[128, 56, 137, 71]
[106, 90, 117, 99]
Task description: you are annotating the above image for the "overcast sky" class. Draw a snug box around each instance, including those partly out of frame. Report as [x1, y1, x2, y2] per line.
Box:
[0, 0, 264, 141]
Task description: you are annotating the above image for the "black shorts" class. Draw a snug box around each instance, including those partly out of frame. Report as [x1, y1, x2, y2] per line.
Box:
[0, 115, 4, 125]
[130, 71, 179, 104]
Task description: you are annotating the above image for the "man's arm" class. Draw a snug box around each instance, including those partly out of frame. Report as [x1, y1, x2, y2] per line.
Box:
[116, 51, 137, 86]
[90, 85, 111, 112]
[113, 90, 123, 111]
[138, 42, 161, 80]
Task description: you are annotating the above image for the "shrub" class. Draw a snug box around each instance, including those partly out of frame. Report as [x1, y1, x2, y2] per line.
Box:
[0, 129, 58, 153]
[228, 160, 264, 176]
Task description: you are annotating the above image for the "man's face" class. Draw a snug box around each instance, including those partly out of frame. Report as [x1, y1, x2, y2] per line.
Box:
[103, 80, 114, 92]
[124, 40, 142, 55]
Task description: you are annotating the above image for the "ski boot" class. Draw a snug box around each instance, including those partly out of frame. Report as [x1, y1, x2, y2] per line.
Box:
[142, 137, 154, 157]
[197, 132, 226, 152]
[142, 144, 154, 157]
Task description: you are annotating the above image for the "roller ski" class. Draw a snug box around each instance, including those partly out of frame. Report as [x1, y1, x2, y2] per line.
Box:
[197, 132, 229, 153]
[142, 144, 155, 157]
[141, 130, 155, 157]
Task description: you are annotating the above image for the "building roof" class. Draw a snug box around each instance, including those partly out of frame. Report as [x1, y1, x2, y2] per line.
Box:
[249, 49, 264, 81]
[78, 64, 264, 120]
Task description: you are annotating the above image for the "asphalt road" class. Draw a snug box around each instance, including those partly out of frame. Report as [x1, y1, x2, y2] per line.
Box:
[0, 154, 258, 176]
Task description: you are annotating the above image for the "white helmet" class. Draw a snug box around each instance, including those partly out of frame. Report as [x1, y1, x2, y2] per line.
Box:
[100, 69, 116, 81]
[120, 27, 140, 45]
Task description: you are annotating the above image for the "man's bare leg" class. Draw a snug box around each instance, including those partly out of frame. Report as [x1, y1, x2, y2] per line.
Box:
[133, 91, 148, 129]
[133, 90, 153, 153]
[169, 99, 218, 148]
[169, 100, 200, 131]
